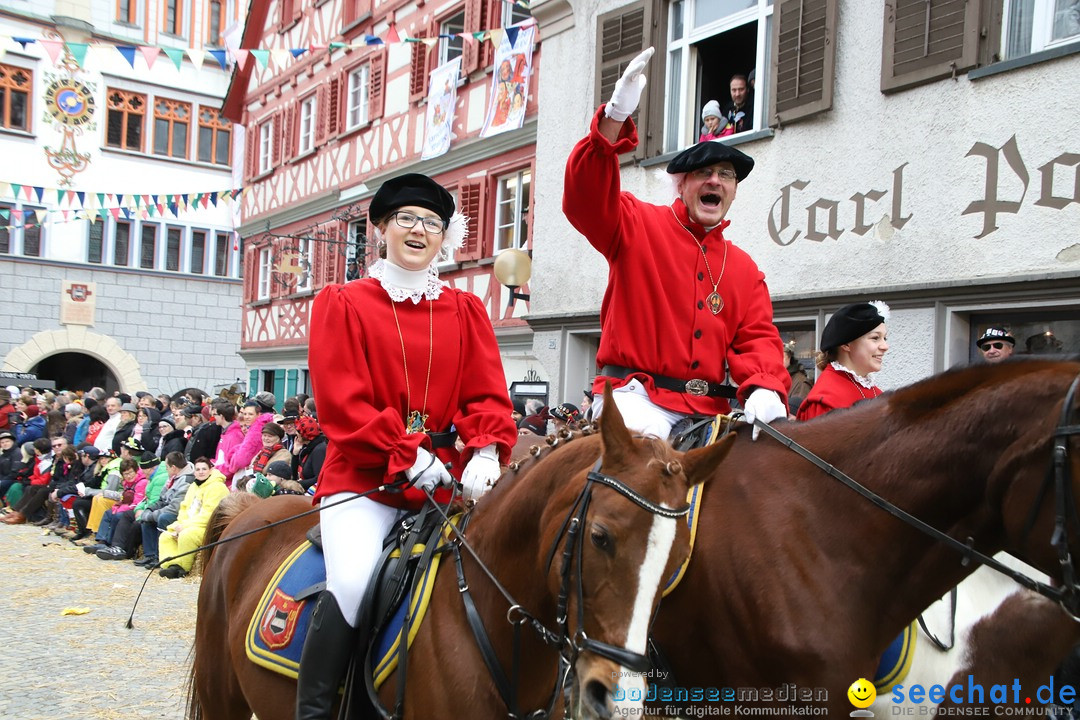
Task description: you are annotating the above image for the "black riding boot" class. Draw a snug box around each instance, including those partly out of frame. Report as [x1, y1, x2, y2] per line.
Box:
[295, 591, 356, 720]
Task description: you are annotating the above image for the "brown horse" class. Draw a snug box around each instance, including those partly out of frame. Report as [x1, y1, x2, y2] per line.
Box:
[647, 359, 1080, 715]
[187, 389, 734, 720]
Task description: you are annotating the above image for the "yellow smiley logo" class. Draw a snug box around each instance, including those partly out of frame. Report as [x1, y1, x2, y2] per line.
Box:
[847, 678, 876, 709]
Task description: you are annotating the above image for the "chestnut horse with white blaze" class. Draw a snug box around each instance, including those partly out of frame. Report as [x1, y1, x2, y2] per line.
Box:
[186, 388, 734, 720]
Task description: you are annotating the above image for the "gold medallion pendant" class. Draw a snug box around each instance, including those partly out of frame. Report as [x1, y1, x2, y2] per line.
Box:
[707, 292, 724, 315]
[405, 410, 430, 434]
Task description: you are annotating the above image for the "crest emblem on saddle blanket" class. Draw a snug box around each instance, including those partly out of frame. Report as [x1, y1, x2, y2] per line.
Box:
[259, 589, 304, 650]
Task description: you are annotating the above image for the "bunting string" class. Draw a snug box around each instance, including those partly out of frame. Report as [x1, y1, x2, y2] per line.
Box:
[2, 14, 537, 72]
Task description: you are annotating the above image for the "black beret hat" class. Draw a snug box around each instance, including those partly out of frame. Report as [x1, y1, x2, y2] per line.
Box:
[666, 140, 754, 181]
[550, 403, 580, 423]
[976, 327, 1015, 348]
[265, 460, 293, 480]
[820, 302, 889, 352]
[369, 173, 456, 225]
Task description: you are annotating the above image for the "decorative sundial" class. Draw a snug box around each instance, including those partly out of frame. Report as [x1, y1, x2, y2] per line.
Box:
[41, 32, 95, 187]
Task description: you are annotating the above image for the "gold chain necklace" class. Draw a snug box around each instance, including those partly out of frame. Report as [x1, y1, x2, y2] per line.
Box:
[390, 297, 434, 434]
[671, 207, 729, 315]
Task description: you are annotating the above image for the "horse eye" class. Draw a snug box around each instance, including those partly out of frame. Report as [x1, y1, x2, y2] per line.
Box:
[591, 527, 611, 552]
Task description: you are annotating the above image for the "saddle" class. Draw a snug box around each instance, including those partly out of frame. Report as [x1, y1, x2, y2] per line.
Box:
[245, 506, 459, 720]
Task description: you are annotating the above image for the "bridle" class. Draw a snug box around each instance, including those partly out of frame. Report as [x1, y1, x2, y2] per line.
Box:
[428, 455, 690, 720]
[749, 371, 1080, 619]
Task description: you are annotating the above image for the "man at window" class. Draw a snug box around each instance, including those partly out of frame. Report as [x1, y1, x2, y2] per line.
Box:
[563, 48, 789, 442]
[722, 74, 753, 135]
[975, 327, 1015, 364]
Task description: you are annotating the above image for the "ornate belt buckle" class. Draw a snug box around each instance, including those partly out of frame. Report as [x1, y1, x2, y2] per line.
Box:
[685, 379, 709, 396]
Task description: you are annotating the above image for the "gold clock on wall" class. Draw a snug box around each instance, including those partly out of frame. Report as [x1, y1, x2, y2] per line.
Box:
[45, 79, 96, 128]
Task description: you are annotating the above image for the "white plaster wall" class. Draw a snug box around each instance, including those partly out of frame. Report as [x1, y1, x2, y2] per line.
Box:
[532, 0, 1080, 390]
[534, 0, 1080, 308]
[0, 258, 245, 393]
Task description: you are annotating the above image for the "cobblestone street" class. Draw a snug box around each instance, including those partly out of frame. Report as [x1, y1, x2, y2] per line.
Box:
[0, 522, 200, 719]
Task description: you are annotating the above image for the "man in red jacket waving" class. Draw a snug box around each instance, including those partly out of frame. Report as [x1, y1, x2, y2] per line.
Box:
[564, 47, 789, 441]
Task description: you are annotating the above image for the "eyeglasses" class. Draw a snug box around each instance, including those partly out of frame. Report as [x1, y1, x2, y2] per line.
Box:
[391, 211, 446, 234]
[691, 167, 738, 182]
[980, 342, 1006, 351]
[51, 443, 64, 449]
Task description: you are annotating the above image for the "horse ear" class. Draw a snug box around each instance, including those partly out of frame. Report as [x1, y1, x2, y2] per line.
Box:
[599, 382, 634, 460]
[681, 434, 735, 486]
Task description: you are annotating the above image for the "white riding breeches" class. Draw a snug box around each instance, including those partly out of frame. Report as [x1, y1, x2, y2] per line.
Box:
[590, 379, 687, 440]
[319, 492, 404, 628]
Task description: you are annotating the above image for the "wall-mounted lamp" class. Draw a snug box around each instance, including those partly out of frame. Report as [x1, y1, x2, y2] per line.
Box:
[493, 248, 532, 308]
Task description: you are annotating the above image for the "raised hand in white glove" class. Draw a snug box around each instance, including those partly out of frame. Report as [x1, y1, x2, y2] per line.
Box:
[742, 388, 787, 441]
[405, 447, 453, 493]
[605, 47, 654, 122]
[460, 444, 501, 505]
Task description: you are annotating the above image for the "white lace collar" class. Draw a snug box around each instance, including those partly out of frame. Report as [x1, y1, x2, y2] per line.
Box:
[368, 259, 445, 303]
[830, 361, 878, 389]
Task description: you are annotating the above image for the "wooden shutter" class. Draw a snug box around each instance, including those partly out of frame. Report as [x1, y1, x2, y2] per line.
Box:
[272, 112, 282, 165]
[316, 89, 328, 144]
[881, 0, 982, 93]
[327, 76, 341, 136]
[245, 123, 257, 179]
[456, 179, 485, 262]
[481, 0, 499, 68]
[462, 0, 482, 75]
[370, 51, 387, 119]
[243, 244, 256, 302]
[285, 103, 297, 158]
[595, 1, 655, 161]
[410, 37, 429, 101]
[768, 0, 838, 127]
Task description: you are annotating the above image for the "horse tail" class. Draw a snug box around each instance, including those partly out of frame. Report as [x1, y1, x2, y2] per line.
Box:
[199, 492, 261, 572]
[184, 643, 202, 720]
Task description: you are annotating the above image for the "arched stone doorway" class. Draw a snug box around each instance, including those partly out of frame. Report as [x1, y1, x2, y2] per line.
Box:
[2, 328, 146, 393]
[31, 352, 120, 394]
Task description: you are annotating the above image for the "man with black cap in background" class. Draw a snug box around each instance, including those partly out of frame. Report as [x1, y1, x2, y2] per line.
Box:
[975, 326, 1015, 364]
[563, 47, 789, 441]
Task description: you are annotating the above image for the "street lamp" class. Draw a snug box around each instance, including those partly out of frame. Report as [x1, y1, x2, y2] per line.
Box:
[493, 248, 532, 308]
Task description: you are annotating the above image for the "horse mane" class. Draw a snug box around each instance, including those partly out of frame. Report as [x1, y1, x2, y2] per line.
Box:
[888, 357, 1080, 423]
[198, 493, 262, 572]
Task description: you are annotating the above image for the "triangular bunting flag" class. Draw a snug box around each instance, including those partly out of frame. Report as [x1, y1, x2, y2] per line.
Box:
[201, 194, 210, 209]
[209, 192, 219, 207]
[66, 43, 89, 68]
[33, 186, 44, 203]
[290, 48, 307, 58]
[146, 204, 156, 217]
[62, 210, 70, 222]
[271, 49, 291, 68]
[364, 35, 384, 45]
[56, 189, 66, 205]
[309, 44, 327, 52]
[187, 48, 204, 71]
[0, 209, 8, 220]
[116, 45, 137, 69]
[329, 41, 347, 50]
[11, 37, 35, 50]
[133, 195, 142, 208]
[163, 47, 185, 70]
[0, 182, 10, 197]
[156, 203, 165, 215]
[489, 29, 506, 48]
[139, 46, 160, 70]
[11, 183, 21, 198]
[251, 50, 270, 68]
[110, 207, 122, 220]
[151, 194, 160, 204]
[96, 193, 106, 208]
[472, 31, 487, 41]
[66, 190, 76, 205]
[233, 49, 250, 67]
[97, 208, 109, 222]
[76, 191, 85, 207]
[38, 39, 64, 64]
[386, 24, 401, 43]
[10, 209, 22, 222]
[422, 38, 438, 48]
[207, 49, 228, 70]
[116, 193, 125, 207]
[506, 27, 521, 48]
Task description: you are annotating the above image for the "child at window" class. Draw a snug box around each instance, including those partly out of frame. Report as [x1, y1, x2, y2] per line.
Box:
[699, 100, 731, 141]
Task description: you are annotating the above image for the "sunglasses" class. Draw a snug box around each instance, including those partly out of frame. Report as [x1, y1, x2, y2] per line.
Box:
[980, 342, 1007, 351]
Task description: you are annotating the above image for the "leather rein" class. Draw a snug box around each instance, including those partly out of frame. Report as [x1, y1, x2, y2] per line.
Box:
[422, 456, 690, 720]
[748, 371, 1080, 619]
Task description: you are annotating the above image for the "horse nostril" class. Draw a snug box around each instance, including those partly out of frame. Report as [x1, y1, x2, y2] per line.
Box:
[585, 679, 612, 719]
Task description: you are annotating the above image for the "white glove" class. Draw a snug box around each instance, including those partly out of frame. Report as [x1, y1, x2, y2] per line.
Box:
[605, 47, 654, 122]
[405, 447, 453, 493]
[742, 388, 787, 441]
[460, 444, 501, 505]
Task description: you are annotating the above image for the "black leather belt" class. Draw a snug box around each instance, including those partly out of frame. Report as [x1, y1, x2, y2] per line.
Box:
[428, 430, 458, 449]
[600, 365, 736, 399]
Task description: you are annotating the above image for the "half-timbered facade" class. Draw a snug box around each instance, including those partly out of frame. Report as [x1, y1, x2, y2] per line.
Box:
[226, 0, 542, 406]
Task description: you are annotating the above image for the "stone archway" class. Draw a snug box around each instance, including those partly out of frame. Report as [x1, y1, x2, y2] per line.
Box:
[2, 328, 147, 393]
